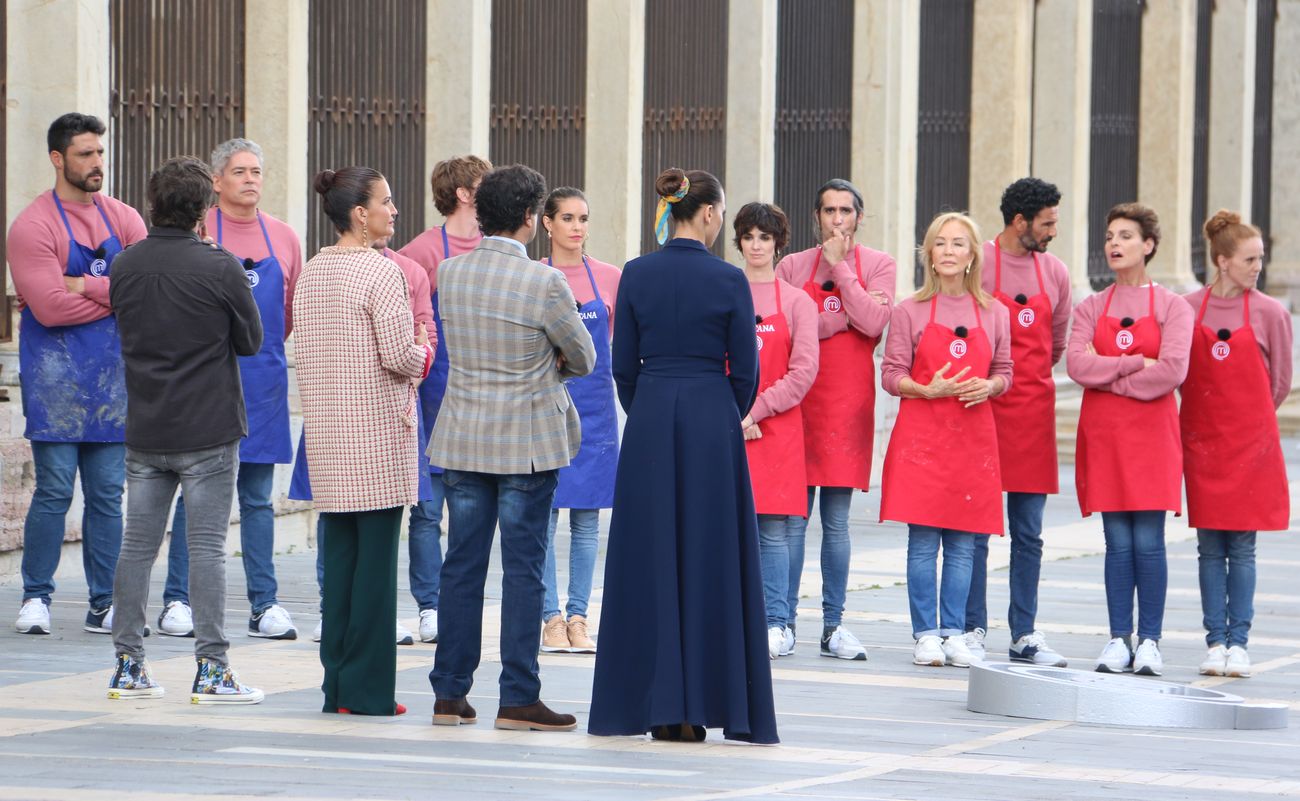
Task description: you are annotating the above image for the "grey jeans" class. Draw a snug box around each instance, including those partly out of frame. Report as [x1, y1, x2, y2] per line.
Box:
[112, 441, 238, 663]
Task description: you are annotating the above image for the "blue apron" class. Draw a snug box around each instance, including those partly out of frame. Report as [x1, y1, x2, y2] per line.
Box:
[551, 257, 619, 509]
[416, 226, 453, 476]
[19, 194, 126, 442]
[218, 210, 292, 464]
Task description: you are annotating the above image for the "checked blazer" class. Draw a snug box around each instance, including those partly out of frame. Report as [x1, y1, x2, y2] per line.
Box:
[428, 237, 596, 475]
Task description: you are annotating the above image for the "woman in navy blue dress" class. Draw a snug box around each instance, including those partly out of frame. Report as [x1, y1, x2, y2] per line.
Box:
[588, 168, 778, 744]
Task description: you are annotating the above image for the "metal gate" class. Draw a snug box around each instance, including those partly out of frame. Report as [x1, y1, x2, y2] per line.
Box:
[774, 0, 853, 256]
[914, 0, 974, 286]
[109, 0, 246, 219]
[1086, 0, 1144, 290]
[642, 0, 729, 255]
[1253, 0, 1276, 288]
[307, 0, 426, 254]
[1191, 0, 1212, 284]
[489, 0, 587, 260]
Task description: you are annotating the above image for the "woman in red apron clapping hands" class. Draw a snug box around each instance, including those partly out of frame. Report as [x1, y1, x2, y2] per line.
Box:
[880, 212, 1012, 668]
[1182, 210, 1291, 679]
[1067, 203, 1192, 677]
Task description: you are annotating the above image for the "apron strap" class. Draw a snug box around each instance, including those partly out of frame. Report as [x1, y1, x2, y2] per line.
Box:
[993, 240, 1002, 294]
[774, 275, 782, 309]
[580, 256, 603, 307]
[256, 211, 278, 262]
[440, 225, 451, 260]
[1147, 279, 1155, 318]
[1100, 283, 1118, 317]
[970, 294, 983, 328]
[52, 192, 119, 249]
[1243, 287, 1252, 329]
[1195, 285, 1213, 328]
[1031, 252, 1045, 296]
[927, 295, 938, 325]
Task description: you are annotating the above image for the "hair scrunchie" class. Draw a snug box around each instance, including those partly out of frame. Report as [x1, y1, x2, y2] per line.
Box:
[654, 177, 691, 245]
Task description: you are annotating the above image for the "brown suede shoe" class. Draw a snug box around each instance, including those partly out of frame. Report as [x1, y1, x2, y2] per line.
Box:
[494, 700, 577, 731]
[431, 697, 477, 726]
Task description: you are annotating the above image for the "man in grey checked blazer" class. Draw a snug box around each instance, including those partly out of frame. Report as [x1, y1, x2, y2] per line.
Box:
[428, 165, 596, 732]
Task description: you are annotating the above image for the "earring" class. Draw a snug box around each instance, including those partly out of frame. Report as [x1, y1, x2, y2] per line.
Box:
[362, 220, 370, 246]
[965, 262, 972, 275]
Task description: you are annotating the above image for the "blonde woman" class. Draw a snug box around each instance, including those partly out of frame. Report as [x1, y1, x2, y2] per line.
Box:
[880, 212, 1013, 668]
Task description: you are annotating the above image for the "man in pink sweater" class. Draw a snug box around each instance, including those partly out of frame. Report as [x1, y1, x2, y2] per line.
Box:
[10, 113, 147, 636]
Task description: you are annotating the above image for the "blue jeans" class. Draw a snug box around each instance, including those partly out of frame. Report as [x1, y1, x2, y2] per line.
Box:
[314, 478, 445, 610]
[1101, 511, 1167, 641]
[785, 486, 853, 629]
[906, 525, 978, 638]
[967, 492, 1047, 640]
[758, 514, 795, 628]
[430, 468, 557, 707]
[542, 508, 599, 621]
[1197, 529, 1256, 648]
[165, 461, 278, 614]
[21, 441, 125, 609]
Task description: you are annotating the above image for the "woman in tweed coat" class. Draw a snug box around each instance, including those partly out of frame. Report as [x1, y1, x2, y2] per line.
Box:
[294, 166, 433, 716]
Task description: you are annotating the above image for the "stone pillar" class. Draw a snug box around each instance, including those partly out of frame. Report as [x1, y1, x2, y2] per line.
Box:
[853, 0, 920, 300]
[1269, 0, 1300, 302]
[244, 0, 309, 241]
[584, 0, 646, 267]
[1031, 0, 1092, 291]
[1207, 0, 1257, 218]
[1138, 0, 1200, 291]
[968, 0, 1034, 238]
[724, 0, 777, 264]
[425, 0, 492, 230]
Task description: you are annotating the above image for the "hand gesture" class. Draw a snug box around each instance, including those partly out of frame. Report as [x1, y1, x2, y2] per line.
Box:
[867, 289, 890, 306]
[956, 377, 994, 408]
[821, 229, 853, 269]
[415, 322, 429, 347]
[741, 415, 762, 441]
[63, 275, 85, 294]
[920, 362, 970, 399]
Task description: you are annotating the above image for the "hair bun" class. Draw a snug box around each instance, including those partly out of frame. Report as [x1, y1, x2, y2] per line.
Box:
[654, 167, 687, 200]
[313, 169, 337, 196]
[1204, 209, 1242, 240]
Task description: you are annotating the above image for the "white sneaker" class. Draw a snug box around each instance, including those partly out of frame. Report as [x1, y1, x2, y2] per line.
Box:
[1133, 639, 1163, 676]
[418, 609, 438, 643]
[1095, 637, 1133, 673]
[779, 626, 795, 656]
[767, 626, 783, 660]
[396, 620, 414, 646]
[913, 634, 945, 666]
[820, 625, 867, 661]
[1009, 631, 1068, 667]
[1225, 645, 1252, 678]
[963, 628, 987, 662]
[248, 604, 297, 640]
[157, 601, 194, 637]
[942, 635, 974, 668]
[311, 618, 322, 643]
[15, 599, 50, 635]
[1199, 644, 1228, 676]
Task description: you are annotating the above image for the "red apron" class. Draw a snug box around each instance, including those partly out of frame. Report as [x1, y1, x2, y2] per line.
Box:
[1180, 289, 1289, 531]
[746, 280, 809, 517]
[990, 246, 1059, 494]
[880, 296, 1005, 536]
[801, 246, 877, 490]
[1074, 282, 1182, 516]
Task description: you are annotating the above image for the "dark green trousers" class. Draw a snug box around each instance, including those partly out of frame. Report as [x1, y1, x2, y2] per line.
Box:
[320, 507, 402, 715]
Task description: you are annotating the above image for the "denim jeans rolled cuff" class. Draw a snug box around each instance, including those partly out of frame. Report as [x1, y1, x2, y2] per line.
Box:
[906, 525, 976, 639]
[408, 478, 446, 611]
[21, 441, 125, 608]
[542, 507, 601, 621]
[1101, 510, 1168, 641]
[757, 514, 793, 628]
[785, 486, 853, 629]
[1197, 529, 1256, 648]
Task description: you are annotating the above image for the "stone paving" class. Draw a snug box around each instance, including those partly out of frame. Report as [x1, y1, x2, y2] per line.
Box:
[2, 447, 1300, 800]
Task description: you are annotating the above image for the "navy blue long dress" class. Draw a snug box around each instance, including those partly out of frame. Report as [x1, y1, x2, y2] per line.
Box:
[589, 237, 778, 744]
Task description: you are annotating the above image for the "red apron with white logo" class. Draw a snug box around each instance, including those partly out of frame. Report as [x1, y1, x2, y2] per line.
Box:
[1180, 289, 1289, 531]
[990, 246, 1059, 494]
[801, 246, 877, 490]
[746, 280, 808, 517]
[880, 296, 1005, 535]
[1074, 282, 1182, 516]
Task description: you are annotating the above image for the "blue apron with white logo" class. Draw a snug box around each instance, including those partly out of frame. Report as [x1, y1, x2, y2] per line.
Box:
[551, 257, 619, 509]
[19, 194, 126, 442]
[219, 210, 292, 464]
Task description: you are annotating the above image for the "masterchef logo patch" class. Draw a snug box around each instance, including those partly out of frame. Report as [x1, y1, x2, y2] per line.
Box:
[1211, 341, 1231, 361]
[246, 270, 260, 288]
[823, 296, 842, 313]
[90, 258, 108, 277]
[949, 339, 968, 359]
[1115, 329, 1134, 350]
[1017, 308, 1035, 327]
[756, 335, 764, 351]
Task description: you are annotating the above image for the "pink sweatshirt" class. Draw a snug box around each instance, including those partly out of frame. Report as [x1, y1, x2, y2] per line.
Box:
[776, 244, 896, 340]
[384, 247, 435, 330]
[549, 255, 621, 336]
[398, 225, 483, 294]
[980, 240, 1073, 364]
[8, 190, 147, 326]
[1184, 287, 1293, 408]
[1066, 283, 1193, 401]
[748, 278, 820, 423]
[881, 294, 1014, 396]
[206, 208, 302, 336]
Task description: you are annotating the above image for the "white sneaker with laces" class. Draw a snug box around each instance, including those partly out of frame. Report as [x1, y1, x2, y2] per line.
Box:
[820, 625, 867, 661]
[913, 634, 945, 666]
[1225, 645, 1252, 678]
[15, 599, 50, 635]
[248, 604, 297, 640]
[1133, 638, 1163, 676]
[963, 628, 987, 662]
[419, 609, 438, 643]
[942, 635, 974, 668]
[1199, 644, 1228, 676]
[779, 626, 795, 656]
[1095, 637, 1132, 673]
[767, 626, 783, 660]
[1009, 631, 1068, 667]
[157, 601, 194, 637]
[311, 618, 322, 643]
[396, 620, 414, 646]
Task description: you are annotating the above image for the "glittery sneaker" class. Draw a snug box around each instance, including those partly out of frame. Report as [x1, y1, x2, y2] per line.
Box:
[190, 658, 265, 704]
[107, 654, 165, 699]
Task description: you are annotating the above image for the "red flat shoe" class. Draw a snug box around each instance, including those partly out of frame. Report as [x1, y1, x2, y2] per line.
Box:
[337, 705, 407, 715]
